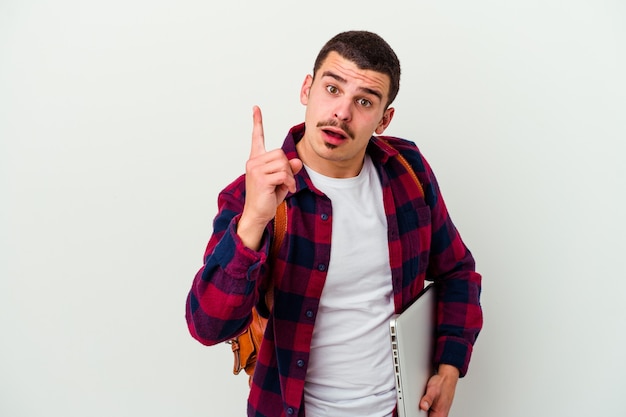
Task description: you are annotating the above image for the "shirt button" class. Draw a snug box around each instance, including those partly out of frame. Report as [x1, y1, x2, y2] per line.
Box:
[317, 263, 326, 272]
[305, 310, 314, 318]
[296, 359, 305, 367]
[320, 213, 329, 221]
[287, 407, 294, 415]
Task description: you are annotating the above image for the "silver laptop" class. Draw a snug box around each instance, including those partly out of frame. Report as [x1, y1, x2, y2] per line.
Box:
[389, 283, 437, 417]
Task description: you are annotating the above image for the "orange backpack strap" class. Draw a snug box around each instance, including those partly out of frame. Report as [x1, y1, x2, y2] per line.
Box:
[393, 151, 424, 198]
[264, 200, 287, 311]
[230, 201, 288, 379]
[379, 138, 424, 198]
[272, 201, 288, 261]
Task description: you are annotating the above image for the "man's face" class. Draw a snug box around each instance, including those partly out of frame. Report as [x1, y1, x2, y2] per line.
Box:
[297, 51, 395, 178]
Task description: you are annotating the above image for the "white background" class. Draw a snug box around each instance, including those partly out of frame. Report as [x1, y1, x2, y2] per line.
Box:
[1, 1, 625, 416]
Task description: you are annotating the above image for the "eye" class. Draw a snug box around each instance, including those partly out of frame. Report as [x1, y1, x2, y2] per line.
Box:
[357, 98, 372, 107]
[326, 85, 339, 95]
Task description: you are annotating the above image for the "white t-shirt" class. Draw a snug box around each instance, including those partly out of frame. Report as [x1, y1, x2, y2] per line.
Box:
[303, 155, 396, 417]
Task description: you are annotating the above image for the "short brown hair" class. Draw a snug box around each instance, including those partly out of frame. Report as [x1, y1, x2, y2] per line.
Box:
[313, 31, 401, 107]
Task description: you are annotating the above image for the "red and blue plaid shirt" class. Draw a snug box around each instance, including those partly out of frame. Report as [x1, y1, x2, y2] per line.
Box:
[186, 123, 483, 417]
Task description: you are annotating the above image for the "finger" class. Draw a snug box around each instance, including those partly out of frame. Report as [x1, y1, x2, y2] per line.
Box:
[250, 105, 266, 158]
[266, 157, 302, 193]
[419, 397, 431, 412]
[420, 381, 437, 412]
[289, 158, 303, 176]
[288, 158, 303, 192]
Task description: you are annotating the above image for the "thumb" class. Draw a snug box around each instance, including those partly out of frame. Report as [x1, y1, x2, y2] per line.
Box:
[420, 387, 437, 412]
[289, 158, 303, 175]
[284, 158, 303, 194]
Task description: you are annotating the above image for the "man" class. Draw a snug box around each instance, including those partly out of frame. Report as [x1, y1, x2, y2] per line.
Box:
[186, 31, 482, 417]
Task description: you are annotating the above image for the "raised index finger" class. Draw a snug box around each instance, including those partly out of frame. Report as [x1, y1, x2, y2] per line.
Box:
[250, 105, 266, 158]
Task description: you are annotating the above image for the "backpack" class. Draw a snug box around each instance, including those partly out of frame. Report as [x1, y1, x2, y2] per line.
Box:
[228, 141, 424, 383]
[228, 201, 286, 383]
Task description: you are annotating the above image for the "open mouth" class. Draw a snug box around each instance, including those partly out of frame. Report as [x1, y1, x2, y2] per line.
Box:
[323, 129, 347, 140]
[316, 120, 353, 145]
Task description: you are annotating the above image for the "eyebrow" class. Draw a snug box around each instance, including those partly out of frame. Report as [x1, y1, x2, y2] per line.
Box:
[321, 70, 383, 102]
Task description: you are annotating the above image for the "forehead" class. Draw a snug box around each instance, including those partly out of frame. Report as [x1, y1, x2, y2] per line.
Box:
[316, 51, 391, 100]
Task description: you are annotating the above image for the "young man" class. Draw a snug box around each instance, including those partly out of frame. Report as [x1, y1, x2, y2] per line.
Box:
[186, 31, 483, 417]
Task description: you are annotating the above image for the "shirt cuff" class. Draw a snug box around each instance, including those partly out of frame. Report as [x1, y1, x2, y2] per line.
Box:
[215, 214, 270, 280]
[434, 336, 474, 377]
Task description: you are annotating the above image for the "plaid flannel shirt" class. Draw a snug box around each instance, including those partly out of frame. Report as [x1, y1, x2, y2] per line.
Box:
[186, 123, 483, 417]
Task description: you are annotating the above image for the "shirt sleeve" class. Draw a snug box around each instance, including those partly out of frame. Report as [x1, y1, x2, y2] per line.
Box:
[185, 179, 271, 346]
[420, 154, 483, 377]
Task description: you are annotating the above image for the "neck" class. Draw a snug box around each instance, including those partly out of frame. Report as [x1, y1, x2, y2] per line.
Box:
[296, 139, 365, 178]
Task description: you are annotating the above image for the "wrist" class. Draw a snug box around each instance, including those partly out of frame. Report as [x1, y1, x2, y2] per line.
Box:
[236, 214, 267, 251]
[437, 364, 460, 379]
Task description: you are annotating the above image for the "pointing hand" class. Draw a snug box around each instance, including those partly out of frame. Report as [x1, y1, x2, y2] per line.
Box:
[237, 106, 302, 250]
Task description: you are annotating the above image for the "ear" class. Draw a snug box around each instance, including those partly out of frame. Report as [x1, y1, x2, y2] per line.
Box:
[375, 107, 395, 135]
[300, 74, 313, 105]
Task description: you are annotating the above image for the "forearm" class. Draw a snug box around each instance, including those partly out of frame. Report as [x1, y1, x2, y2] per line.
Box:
[186, 207, 271, 345]
[424, 159, 483, 376]
[237, 211, 269, 251]
[433, 264, 482, 376]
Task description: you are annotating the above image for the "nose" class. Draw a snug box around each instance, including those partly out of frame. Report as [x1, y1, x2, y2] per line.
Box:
[333, 98, 352, 122]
